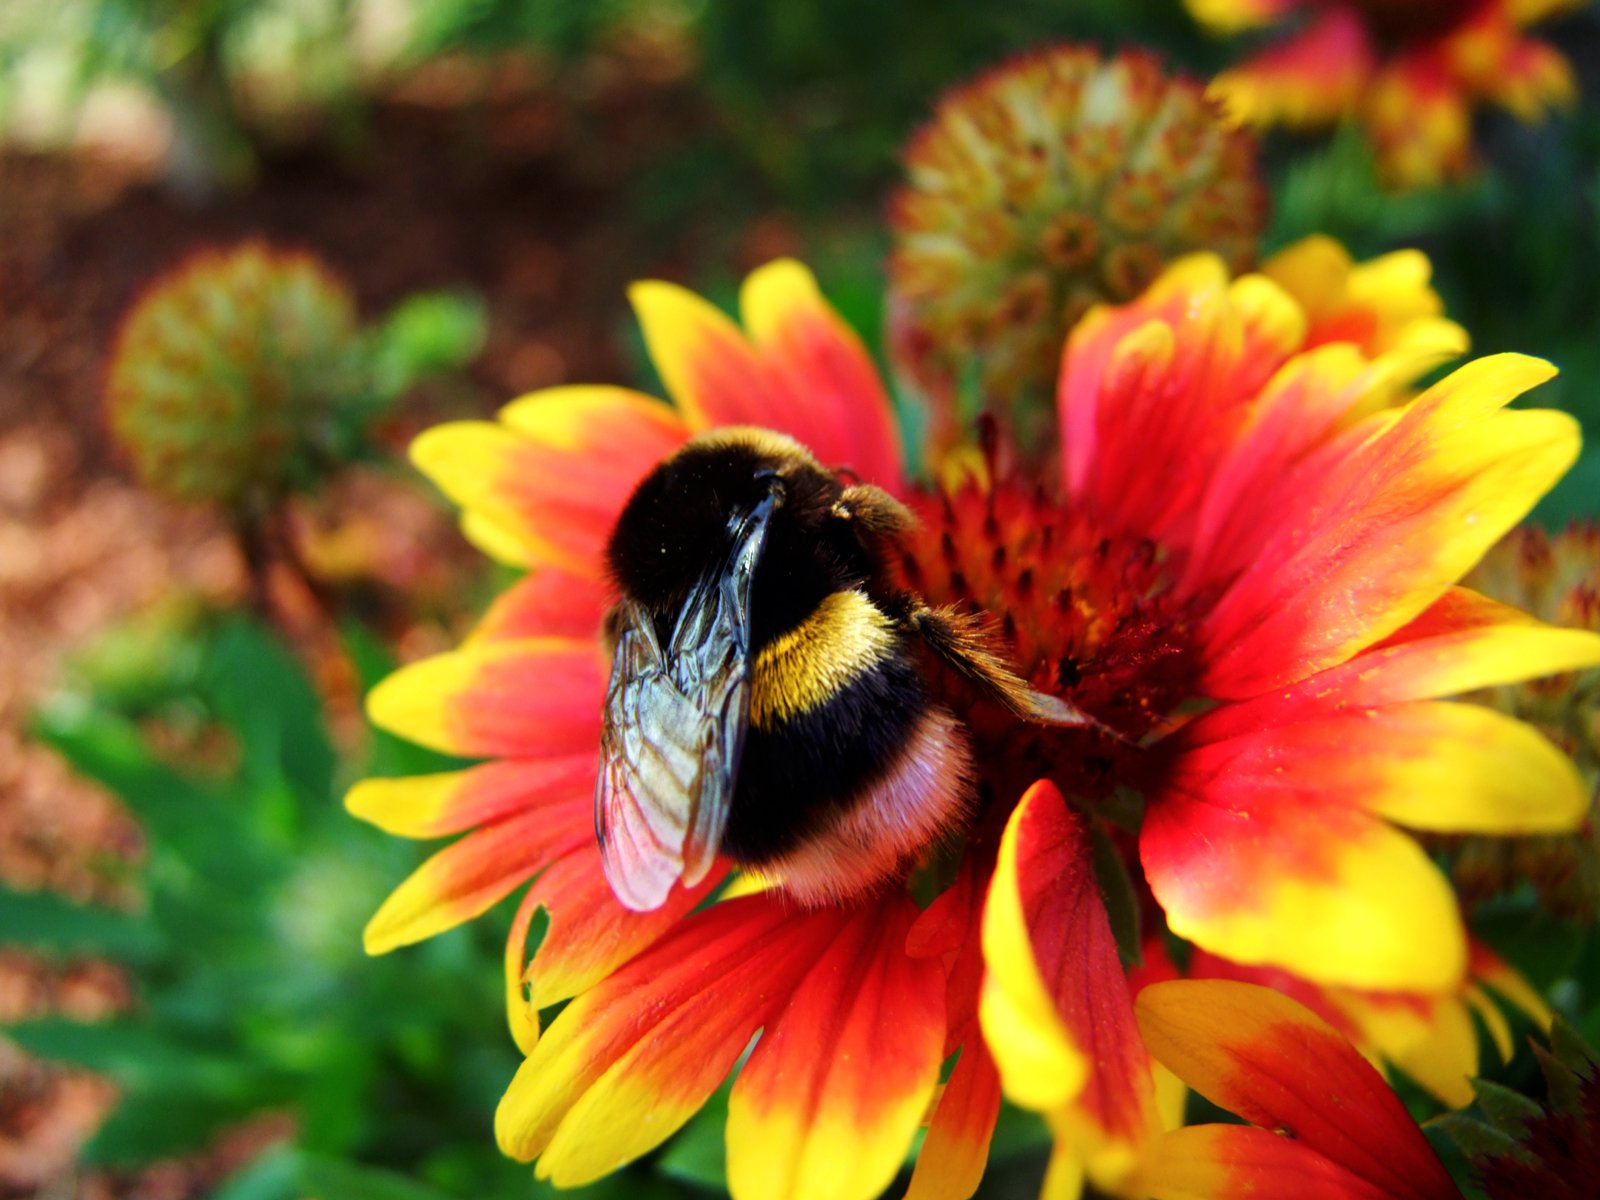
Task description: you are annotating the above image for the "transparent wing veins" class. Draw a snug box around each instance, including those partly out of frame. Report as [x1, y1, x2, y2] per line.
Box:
[595, 494, 775, 911]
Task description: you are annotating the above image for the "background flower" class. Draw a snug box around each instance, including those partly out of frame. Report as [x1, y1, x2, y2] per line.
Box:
[1187, 0, 1581, 188]
[887, 45, 1266, 455]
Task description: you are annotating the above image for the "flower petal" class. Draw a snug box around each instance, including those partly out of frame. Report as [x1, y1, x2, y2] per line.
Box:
[363, 806, 589, 954]
[1183, 0, 1303, 34]
[345, 756, 595, 839]
[412, 387, 690, 575]
[1333, 989, 1478, 1109]
[1176, 699, 1586, 837]
[460, 510, 537, 568]
[1206, 10, 1374, 128]
[367, 638, 603, 758]
[1364, 52, 1471, 188]
[978, 785, 1088, 1113]
[497, 895, 834, 1180]
[1261, 236, 1463, 369]
[1201, 355, 1578, 698]
[980, 780, 1159, 1185]
[727, 894, 945, 1200]
[1187, 941, 1541, 1109]
[904, 1040, 1002, 1200]
[1470, 941, 1553, 1033]
[506, 886, 544, 1054]
[1142, 776, 1464, 991]
[1061, 257, 1279, 543]
[1444, 7, 1575, 121]
[1347, 702, 1585, 834]
[739, 259, 906, 490]
[1202, 588, 1600, 746]
[1141, 1125, 1399, 1200]
[520, 842, 726, 1010]
[1136, 980, 1461, 1200]
[469, 566, 611, 644]
[1185, 343, 1383, 590]
[633, 263, 905, 489]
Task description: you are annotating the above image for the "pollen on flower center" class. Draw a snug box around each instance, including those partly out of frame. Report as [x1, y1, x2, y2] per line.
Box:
[892, 455, 1203, 818]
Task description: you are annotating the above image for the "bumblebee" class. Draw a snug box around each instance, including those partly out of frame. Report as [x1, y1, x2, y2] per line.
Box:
[596, 427, 1094, 911]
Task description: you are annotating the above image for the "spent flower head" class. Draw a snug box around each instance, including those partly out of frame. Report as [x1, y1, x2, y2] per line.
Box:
[352, 248, 1599, 1200]
[1450, 521, 1600, 918]
[107, 243, 370, 514]
[106, 242, 484, 517]
[887, 45, 1266, 454]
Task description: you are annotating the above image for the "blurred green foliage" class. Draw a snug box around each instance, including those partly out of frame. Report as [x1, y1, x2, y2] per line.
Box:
[0, 0, 369, 194]
[6, 617, 525, 1190]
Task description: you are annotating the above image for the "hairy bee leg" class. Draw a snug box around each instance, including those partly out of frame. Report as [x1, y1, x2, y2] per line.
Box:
[832, 484, 916, 537]
[905, 602, 1127, 739]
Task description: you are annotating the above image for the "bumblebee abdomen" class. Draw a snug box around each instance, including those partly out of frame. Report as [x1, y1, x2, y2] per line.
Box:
[728, 587, 977, 902]
[726, 590, 929, 863]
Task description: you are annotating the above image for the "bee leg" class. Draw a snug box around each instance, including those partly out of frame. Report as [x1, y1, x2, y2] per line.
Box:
[905, 602, 1127, 740]
[832, 484, 916, 537]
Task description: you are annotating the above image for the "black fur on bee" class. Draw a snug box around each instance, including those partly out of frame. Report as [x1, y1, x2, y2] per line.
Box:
[595, 426, 1100, 911]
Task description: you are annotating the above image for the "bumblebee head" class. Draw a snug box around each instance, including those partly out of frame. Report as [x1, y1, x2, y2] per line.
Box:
[606, 429, 829, 615]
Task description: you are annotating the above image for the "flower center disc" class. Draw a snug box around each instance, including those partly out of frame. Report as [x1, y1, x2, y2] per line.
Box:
[1336, 0, 1488, 48]
[893, 462, 1203, 834]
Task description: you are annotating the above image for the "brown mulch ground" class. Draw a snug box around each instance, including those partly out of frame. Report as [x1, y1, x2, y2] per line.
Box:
[0, 52, 786, 1197]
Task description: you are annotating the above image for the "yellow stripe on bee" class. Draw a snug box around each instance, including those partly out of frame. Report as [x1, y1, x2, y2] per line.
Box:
[749, 590, 897, 729]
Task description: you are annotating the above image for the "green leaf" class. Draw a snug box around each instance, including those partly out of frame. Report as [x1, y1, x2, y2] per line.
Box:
[212, 1146, 301, 1200]
[85, 1087, 249, 1164]
[1470, 906, 1587, 994]
[299, 1153, 463, 1200]
[30, 698, 243, 859]
[1432, 1111, 1525, 1164]
[0, 885, 161, 961]
[1532, 445, 1600, 527]
[201, 618, 335, 804]
[1548, 1016, 1598, 1076]
[7, 1018, 251, 1095]
[1471, 1078, 1543, 1129]
[988, 1098, 1051, 1160]
[371, 292, 487, 400]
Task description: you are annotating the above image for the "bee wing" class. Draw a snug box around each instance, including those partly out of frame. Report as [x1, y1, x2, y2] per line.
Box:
[595, 495, 776, 911]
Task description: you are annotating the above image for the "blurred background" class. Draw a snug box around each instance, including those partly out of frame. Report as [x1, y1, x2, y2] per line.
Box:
[2, 1, 1599, 1197]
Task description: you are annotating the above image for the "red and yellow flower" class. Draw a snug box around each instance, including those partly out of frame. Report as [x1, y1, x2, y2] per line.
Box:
[1135, 979, 1465, 1199]
[1186, 0, 1581, 188]
[352, 246, 1599, 1198]
[1148, 937, 1552, 1109]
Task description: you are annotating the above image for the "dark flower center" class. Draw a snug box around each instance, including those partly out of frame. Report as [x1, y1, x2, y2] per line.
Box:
[1331, 0, 1490, 49]
[892, 451, 1204, 836]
